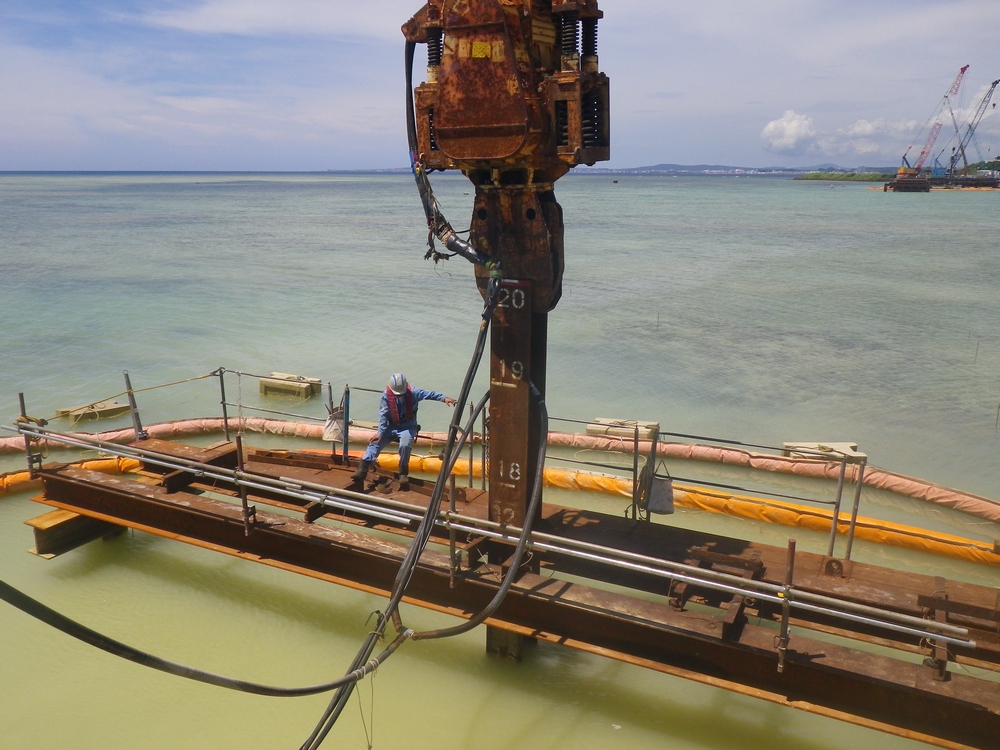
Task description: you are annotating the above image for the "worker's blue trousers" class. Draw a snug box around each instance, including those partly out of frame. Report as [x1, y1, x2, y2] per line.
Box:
[362, 422, 417, 475]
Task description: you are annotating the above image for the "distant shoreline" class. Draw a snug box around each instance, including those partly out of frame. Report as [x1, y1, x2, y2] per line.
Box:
[1, 164, 898, 178]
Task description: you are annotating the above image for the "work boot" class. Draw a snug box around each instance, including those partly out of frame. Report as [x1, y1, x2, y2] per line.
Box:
[398, 474, 409, 490]
[352, 460, 372, 483]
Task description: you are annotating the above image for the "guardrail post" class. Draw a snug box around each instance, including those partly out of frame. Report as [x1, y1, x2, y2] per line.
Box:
[643, 430, 659, 521]
[326, 382, 336, 460]
[122, 371, 148, 442]
[481, 409, 488, 491]
[235, 434, 255, 536]
[468, 402, 475, 488]
[18, 393, 43, 478]
[826, 456, 847, 557]
[218, 368, 230, 442]
[449, 474, 458, 588]
[631, 424, 640, 520]
[342, 385, 351, 464]
[777, 539, 796, 673]
[843, 459, 868, 561]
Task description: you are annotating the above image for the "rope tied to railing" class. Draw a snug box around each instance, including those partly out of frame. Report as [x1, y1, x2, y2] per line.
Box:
[67, 373, 217, 420]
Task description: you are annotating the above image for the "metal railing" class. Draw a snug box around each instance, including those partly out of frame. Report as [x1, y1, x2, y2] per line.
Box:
[14, 370, 872, 561]
[541, 416, 869, 560]
[2, 421, 978, 668]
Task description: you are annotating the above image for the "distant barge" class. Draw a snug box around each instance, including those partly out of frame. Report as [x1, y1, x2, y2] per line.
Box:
[884, 174, 1000, 192]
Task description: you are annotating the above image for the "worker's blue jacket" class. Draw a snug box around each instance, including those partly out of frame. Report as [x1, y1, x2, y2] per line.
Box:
[376, 386, 447, 435]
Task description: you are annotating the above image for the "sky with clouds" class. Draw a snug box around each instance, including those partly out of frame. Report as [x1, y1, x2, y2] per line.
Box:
[2, 0, 1000, 170]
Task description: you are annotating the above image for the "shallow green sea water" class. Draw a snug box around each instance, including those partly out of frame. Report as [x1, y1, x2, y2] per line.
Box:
[1, 172, 998, 749]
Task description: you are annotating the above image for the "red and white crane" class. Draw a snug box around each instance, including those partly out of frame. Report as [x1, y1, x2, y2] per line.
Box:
[899, 64, 968, 174]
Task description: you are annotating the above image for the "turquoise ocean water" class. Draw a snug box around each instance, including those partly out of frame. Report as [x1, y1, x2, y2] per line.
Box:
[1, 172, 999, 749]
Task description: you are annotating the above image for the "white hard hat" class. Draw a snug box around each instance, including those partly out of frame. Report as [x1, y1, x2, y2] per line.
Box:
[389, 373, 408, 395]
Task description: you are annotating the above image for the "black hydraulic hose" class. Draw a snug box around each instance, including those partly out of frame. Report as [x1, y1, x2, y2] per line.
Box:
[300, 287, 499, 750]
[386, 303, 493, 604]
[0, 579, 407, 697]
[383, 385, 490, 638]
[405, 41, 493, 268]
[411, 383, 547, 641]
[405, 41, 433, 228]
[297, 625, 389, 750]
[443, 390, 491, 478]
[306, 40, 512, 749]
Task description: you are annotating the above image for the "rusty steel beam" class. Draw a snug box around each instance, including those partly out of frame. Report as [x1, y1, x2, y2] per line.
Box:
[150, 442, 1000, 670]
[121, 441, 1000, 670]
[30, 463, 1000, 749]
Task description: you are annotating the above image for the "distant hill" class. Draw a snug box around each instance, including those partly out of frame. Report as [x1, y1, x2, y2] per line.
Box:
[329, 163, 900, 176]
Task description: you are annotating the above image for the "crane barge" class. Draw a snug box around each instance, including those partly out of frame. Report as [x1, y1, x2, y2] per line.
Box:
[887, 66, 968, 192]
[887, 65, 1000, 191]
[930, 77, 1000, 187]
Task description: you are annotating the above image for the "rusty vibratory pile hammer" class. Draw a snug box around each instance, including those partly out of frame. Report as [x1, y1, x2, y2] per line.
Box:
[403, 0, 609, 535]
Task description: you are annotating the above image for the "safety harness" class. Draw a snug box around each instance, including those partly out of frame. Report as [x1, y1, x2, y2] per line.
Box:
[385, 386, 416, 425]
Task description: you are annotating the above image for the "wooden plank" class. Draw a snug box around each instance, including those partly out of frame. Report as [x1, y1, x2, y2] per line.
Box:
[918, 595, 1000, 624]
[133, 438, 237, 475]
[24, 507, 122, 558]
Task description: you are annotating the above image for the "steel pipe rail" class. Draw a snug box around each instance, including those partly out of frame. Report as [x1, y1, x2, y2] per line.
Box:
[257, 470, 975, 643]
[3, 425, 417, 527]
[4, 423, 975, 648]
[436, 513, 976, 647]
[221, 401, 326, 423]
[546, 415, 847, 461]
[235, 477, 414, 527]
[446, 515, 971, 643]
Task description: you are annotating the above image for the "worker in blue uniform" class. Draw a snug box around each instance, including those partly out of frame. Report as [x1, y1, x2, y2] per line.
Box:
[352, 373, 456, 486]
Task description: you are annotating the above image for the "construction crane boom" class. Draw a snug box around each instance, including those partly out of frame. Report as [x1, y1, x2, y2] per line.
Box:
[950, 78, 1000, 175]
[900, 65, 968, 173]
[914, 122, 944, 170]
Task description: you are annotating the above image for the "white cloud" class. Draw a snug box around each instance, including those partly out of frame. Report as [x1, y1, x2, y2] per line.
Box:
[0, 39, 403, 169]
[637, 1, 1000, 65]
[821, 118, 918, 158]
[838, 119, 918, 138]
[6, 1, 1000, 168]
[760, 111, 816, 154]
[760, 113, 926, 161]
[141, 0, 419, 40]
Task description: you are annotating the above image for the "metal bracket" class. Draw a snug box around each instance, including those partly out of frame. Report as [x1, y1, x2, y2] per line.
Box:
[923, 577, 952, 681]
[821, 556, 852, 578]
